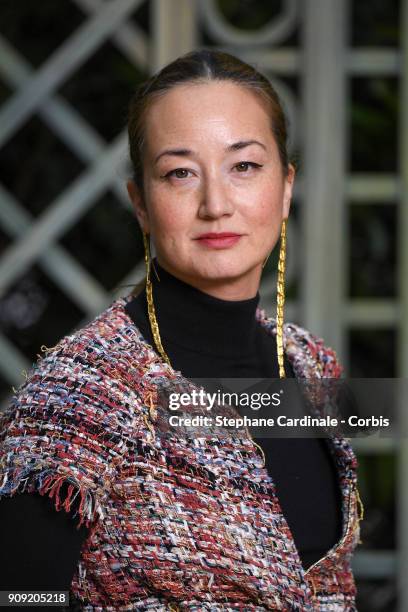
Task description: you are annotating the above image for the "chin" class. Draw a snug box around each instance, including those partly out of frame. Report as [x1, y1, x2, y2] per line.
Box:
[191, 261, 253, 282]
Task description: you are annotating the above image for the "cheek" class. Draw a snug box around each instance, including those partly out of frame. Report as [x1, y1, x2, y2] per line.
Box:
[242, 182, 284, 252]
[246, 183, 284, 227]
[148, 196, 191, 237]
[263, 175, 285, 204]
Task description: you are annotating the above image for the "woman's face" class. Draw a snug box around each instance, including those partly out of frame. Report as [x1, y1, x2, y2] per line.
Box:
[127, 81, 295, 300]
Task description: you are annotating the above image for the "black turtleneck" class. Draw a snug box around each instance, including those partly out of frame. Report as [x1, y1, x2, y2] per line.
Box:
[0, 260, 342, 593]
[125, 259, 343, 569]
[125, 258, 292, 378]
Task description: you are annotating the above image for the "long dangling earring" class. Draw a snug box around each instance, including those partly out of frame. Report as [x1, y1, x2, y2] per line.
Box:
[142, 231, 171, 366]
[276, 219, 287, 378]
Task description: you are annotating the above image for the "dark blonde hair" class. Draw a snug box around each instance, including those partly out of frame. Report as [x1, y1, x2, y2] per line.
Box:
[127, 49, 291, 192]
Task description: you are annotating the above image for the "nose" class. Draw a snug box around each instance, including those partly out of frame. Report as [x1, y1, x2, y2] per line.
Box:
[198, 175, 234, 220]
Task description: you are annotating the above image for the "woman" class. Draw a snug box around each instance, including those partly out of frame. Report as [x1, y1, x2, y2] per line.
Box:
[0, 50, 363, 610]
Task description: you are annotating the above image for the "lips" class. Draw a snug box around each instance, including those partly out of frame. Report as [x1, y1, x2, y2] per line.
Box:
[197, 232, 240, 239]
[195, 232, 242, 249]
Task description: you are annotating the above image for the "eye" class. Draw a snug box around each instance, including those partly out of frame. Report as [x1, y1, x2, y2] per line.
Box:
[162, 168, 193, 180]
[234, 161, 263, 173]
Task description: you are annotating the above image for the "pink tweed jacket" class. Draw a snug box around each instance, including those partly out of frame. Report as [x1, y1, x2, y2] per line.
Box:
[0, 295, 362, 611]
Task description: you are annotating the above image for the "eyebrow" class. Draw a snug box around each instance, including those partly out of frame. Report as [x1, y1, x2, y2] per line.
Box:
[154, 139, 266, 164]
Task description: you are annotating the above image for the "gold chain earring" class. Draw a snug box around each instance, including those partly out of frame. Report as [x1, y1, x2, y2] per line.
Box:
[276, 219, 287, 378]
[142, 231, 171, 366]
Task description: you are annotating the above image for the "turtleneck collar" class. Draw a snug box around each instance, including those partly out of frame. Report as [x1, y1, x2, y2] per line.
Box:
[143, 258, 262, 358]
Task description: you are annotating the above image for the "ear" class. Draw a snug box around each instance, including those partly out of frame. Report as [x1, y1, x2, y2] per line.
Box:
[282, 163, 295, 220]
[126, 180, 150, 233]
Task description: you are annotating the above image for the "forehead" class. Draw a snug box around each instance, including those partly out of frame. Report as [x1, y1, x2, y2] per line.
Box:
[144, 81, 272, 151]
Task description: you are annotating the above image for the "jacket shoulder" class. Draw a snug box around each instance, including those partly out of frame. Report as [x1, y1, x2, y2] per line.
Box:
[36, 298, 134, 365]
[284, 320, 344, 378]
[0, 299, 146, 528]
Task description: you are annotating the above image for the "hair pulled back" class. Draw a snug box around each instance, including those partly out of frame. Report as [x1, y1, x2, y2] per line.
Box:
[127, 49, 290, 190]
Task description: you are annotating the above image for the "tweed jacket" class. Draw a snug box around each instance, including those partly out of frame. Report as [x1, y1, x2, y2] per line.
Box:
[0, 295, 362, 611]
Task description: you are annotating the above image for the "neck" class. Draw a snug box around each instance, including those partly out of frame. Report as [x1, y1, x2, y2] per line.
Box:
[145, 258, 262, 357]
